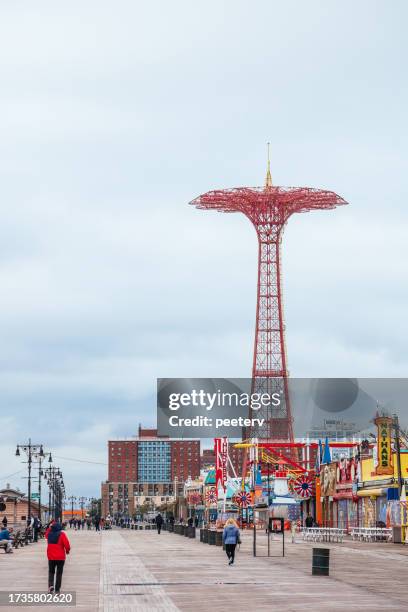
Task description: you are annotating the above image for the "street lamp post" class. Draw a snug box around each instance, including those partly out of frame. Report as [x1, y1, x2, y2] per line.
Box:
[15, 439, 44, 525]
[33, 451, 52, 524]
[68, 496, 77, 520]
[44, 466, 64, 522]
[78, 496, 87, 520]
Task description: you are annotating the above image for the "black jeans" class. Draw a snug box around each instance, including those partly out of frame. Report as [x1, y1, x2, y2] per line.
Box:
[225, 544, 236, 562]
[157, 524, 162, 534]
[48, 560, 65, 592]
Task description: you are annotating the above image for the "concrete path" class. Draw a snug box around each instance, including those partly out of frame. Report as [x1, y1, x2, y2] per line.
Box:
[0, 529, 407, 611]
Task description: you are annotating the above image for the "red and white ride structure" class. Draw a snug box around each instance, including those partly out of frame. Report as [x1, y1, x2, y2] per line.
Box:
[190, 148, 347, 441]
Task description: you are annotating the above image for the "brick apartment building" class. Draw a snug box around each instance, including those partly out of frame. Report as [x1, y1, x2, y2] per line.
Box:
[201, 444, 244, 476]
[102, 426, 201, 518]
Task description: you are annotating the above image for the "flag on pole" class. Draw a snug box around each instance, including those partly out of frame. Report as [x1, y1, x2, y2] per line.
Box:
[315, 440, 322, 474]
[322, 437, 332, 464]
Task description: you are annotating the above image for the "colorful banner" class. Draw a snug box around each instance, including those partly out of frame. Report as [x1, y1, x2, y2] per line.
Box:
[293, 474, 315, 499]
[187, 492, 203, 505]
[320, 462, 337, 497]
[233, 491, 253, 508]
[205, 487, 218, 506]
[214, 436, 228, 492]
[375, 416, 394, 476]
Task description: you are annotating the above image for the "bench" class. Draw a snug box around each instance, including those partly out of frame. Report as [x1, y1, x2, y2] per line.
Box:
[12, 530, 25, 549]
[11, 527, 32, 547]
[0, 538, 13, 552]
[351, 527, 392, 542]
[302, 527, 346, 543]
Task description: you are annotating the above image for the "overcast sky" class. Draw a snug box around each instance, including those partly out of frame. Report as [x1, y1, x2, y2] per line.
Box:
[0, 1, 407, 499]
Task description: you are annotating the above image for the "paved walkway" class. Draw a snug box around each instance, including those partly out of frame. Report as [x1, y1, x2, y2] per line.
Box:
[0, 529, 407, 611]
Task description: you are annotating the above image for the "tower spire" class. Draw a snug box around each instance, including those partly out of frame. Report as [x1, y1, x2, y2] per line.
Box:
[265, 142, 272, 188]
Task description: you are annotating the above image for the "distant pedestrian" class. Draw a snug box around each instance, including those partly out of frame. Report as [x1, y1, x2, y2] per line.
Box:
[155, 513, 163, 534]
[194, 516, 199, 528]
[94, 516, 100, 532]
[2, 516, 7, 528]
[305, 514, 314, 528]
[222, 518, 241, 566]
[33, 516, 41, 542]
[46, 523, 71, 594]
[291, 520, 298, 543]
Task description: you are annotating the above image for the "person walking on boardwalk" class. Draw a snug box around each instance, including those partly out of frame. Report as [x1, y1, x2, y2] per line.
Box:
[222, 518, 241, 566]
[46, 522, 71, 594]
[33, 515, 41, 542]
[155, 513, 163, 534]
[305, 514, 314, 528]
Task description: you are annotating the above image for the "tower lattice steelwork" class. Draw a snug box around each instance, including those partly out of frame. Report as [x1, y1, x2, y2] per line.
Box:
[190, 150, 347, 440]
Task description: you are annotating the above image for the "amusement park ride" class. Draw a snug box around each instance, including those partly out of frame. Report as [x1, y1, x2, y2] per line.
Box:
[191, 148, 349, 510]
[191, 145, 348, 442]
[223, 438, 364, 510]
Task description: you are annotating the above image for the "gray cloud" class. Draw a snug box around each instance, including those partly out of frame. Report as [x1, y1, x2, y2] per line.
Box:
[0, 1, 407, 497]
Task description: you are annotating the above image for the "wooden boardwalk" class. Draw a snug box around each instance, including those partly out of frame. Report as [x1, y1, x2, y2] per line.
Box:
[0, 528, 407, 611]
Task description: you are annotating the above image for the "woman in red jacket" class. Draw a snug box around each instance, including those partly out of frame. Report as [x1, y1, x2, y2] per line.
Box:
[46, 523, 71, 594]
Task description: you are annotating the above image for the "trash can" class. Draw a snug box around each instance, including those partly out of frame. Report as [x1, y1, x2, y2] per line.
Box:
[312, 548, 330, 576]
[188, 527, 196, 539]
[215, 531, 223, 546]
[393, 526, 402, 544]
[203, 528, 208, 543]
[208, 530, 216, 545]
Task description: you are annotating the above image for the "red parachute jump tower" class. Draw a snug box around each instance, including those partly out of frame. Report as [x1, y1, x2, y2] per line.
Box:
[190, 147, 347, 441]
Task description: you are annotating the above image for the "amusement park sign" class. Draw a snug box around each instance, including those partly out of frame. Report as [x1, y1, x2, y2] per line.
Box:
[215, 437, 228, 492]
[374, 415, 394, 476]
